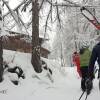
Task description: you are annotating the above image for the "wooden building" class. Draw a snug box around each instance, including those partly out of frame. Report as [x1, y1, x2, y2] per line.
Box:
[3, 31, 50, 58]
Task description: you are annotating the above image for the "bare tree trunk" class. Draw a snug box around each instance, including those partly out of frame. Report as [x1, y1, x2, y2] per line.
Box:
[31, 0, 42, 73]
[60, 43, 65, 67]
[0, 37, 3, 82]
[0, 7, 3, 82]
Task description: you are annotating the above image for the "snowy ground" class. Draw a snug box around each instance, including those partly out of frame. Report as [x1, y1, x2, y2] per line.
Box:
[0, 50, 100, 100]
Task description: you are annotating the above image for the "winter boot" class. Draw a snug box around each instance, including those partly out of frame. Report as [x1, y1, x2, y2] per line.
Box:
[85, 79, 93, 95]
[81, 78, 86, 92]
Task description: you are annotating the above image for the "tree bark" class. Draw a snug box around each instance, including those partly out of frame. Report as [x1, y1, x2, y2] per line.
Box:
[31, 0, 42, 73]
[0, 6, 3, 82]
[0, 37, 3, 82]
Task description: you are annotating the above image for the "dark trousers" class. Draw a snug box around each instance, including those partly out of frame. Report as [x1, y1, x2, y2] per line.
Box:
[80, 67, 88, 91]
[80, 67, 88, 79]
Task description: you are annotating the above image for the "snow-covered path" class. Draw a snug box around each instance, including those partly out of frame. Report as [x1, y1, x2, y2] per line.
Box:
[0, 50, 100, 100]
[0, 68, 99, 100]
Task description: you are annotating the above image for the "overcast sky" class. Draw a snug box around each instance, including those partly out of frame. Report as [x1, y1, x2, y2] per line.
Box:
[5, 0, 82, 10]
[3, 0, 21, 12]
[3, 0, 83, 14]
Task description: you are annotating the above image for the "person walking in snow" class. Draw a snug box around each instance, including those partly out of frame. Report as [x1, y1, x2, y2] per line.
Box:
[86, 37, 100, 94]
[72, 51, 81, 77]
[79, 46, 91, 92]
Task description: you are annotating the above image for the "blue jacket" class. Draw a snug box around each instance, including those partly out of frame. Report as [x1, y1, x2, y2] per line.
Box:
[88, 42, 100, 76]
